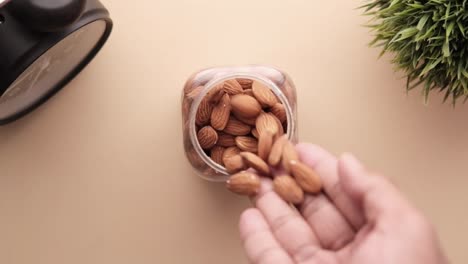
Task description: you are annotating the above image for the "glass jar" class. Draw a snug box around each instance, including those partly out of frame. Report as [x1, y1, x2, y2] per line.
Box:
[181, 65, 298, 182]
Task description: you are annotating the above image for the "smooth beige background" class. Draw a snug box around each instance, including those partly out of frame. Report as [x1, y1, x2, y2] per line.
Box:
[1, 0, 467, 263]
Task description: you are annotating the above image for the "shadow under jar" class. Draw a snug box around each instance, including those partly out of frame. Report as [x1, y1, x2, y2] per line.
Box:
[182, 65, 298, 182]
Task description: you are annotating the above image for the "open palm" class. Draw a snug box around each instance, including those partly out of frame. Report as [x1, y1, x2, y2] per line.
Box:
[239, 144, 449, 264]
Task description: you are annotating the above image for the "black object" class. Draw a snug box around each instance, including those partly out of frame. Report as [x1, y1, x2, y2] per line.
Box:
[0, 0, 112, 125]
[8, 0, 88, 32]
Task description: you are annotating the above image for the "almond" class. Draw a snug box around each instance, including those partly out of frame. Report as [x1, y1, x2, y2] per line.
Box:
[195, 97, 213, 126]
[268, 135, 287, 167]
[256, 112, 279, 136]
[251, 128, 259, 139]
[182, 98, 191, 123]
[252, 81, 278, 107]
[184, 80, 199, 95]
[224, 117, 252, 136]
[235, 136, 258, 153]
[237, 78, 253, 89]
[290, 161, 322, 193]
[186, 147, 205, 168]
[273, 175, 304, 204]
[258, 130, 274, 161]
[268, 113, 284, 138]
[224, 154, 246, 174]
[186, 86, 204, 100]
[270, 103, 287, 124]
[223, 146, 241, 161]
[183, 78, 197, 94]
[210, 146, 225, 165]
[282, 141, 299, 172]
[207, 83, 225, 103]
[197, 126, 218, 149]
[240, 152, 271, 176]
[223, 79, 243, 95]
[217, 132, 236, 147]
[211, 93, 231, 130]
[234, 113, 257, 126]
[203, 167, 217, 176]
[230, 94, 262, 119]
[226, 171, 261, 196]
[244, 89, 254, 97]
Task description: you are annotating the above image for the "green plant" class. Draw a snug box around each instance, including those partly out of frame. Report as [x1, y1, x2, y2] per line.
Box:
[362, 0, 468, 104]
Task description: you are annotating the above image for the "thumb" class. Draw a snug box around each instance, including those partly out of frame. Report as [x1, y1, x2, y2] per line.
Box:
[337, 153, 411, 223]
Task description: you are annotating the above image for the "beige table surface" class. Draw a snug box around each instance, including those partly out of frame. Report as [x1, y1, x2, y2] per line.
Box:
[1, 0, 467, 263]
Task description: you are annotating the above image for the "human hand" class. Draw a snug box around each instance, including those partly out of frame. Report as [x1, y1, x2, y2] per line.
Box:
[239, 143, 449, 264]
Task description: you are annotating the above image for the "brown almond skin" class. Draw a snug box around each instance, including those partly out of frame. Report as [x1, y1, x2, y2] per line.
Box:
[223, 146, 241, 161]
[182, 98, 191, 124]
[270, 103, 287, 124]
[244, 89, 255, 97]
[256, 112, 279, 137]
[224, 155, 246, 174]
[230, 94, 262, 119]
[273, 175, 304, 204]
[223, 79, 244, 95]
[211, 93, 231, 130]
[282, 141, 299, 172]
[197, 126, 218, 149]
[235, 136, 258, 153]
[252, 81, 279, 107]
[195, 97, 213, 126]
[186, 147, 205, 168]
[205, 83, 225, 103]
[234, 113, 257, 126]
[258, 130, 274, 161]
[224, 117, 252, 136]
[210, 146, 225, 166]
[240, 152, 271, 176]
[226, 171, 261, 196]
[217, 132, 236, 147]
[268, 113, 285, 138]
[237, 78, 253, 89]
[268, 135, 288, 167]
[251, 128, 260, 139]
[186, 86, 204, 100]
[290, 161, 322, 193]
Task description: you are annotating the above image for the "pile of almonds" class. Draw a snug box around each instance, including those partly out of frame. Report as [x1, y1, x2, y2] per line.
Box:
[194, 78, 322, 204]
[226, 135, 322, 204]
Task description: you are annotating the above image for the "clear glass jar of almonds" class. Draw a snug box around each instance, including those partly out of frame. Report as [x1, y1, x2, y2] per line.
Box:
[181, 65, 298, 182]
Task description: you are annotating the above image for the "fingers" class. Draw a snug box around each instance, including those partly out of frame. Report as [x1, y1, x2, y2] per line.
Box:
[253, 179, 322, 263]
[239, 208, 293, 264]
[300, 194, 355, 251]
[296, 143, 365, 229]
[338, 153, 412, 223]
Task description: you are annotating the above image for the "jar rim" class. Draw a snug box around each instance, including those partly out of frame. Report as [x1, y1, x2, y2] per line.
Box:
[189, 72, 296, 181]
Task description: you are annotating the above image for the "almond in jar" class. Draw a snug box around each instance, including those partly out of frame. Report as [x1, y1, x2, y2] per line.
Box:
[181, 65, 298, 182]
